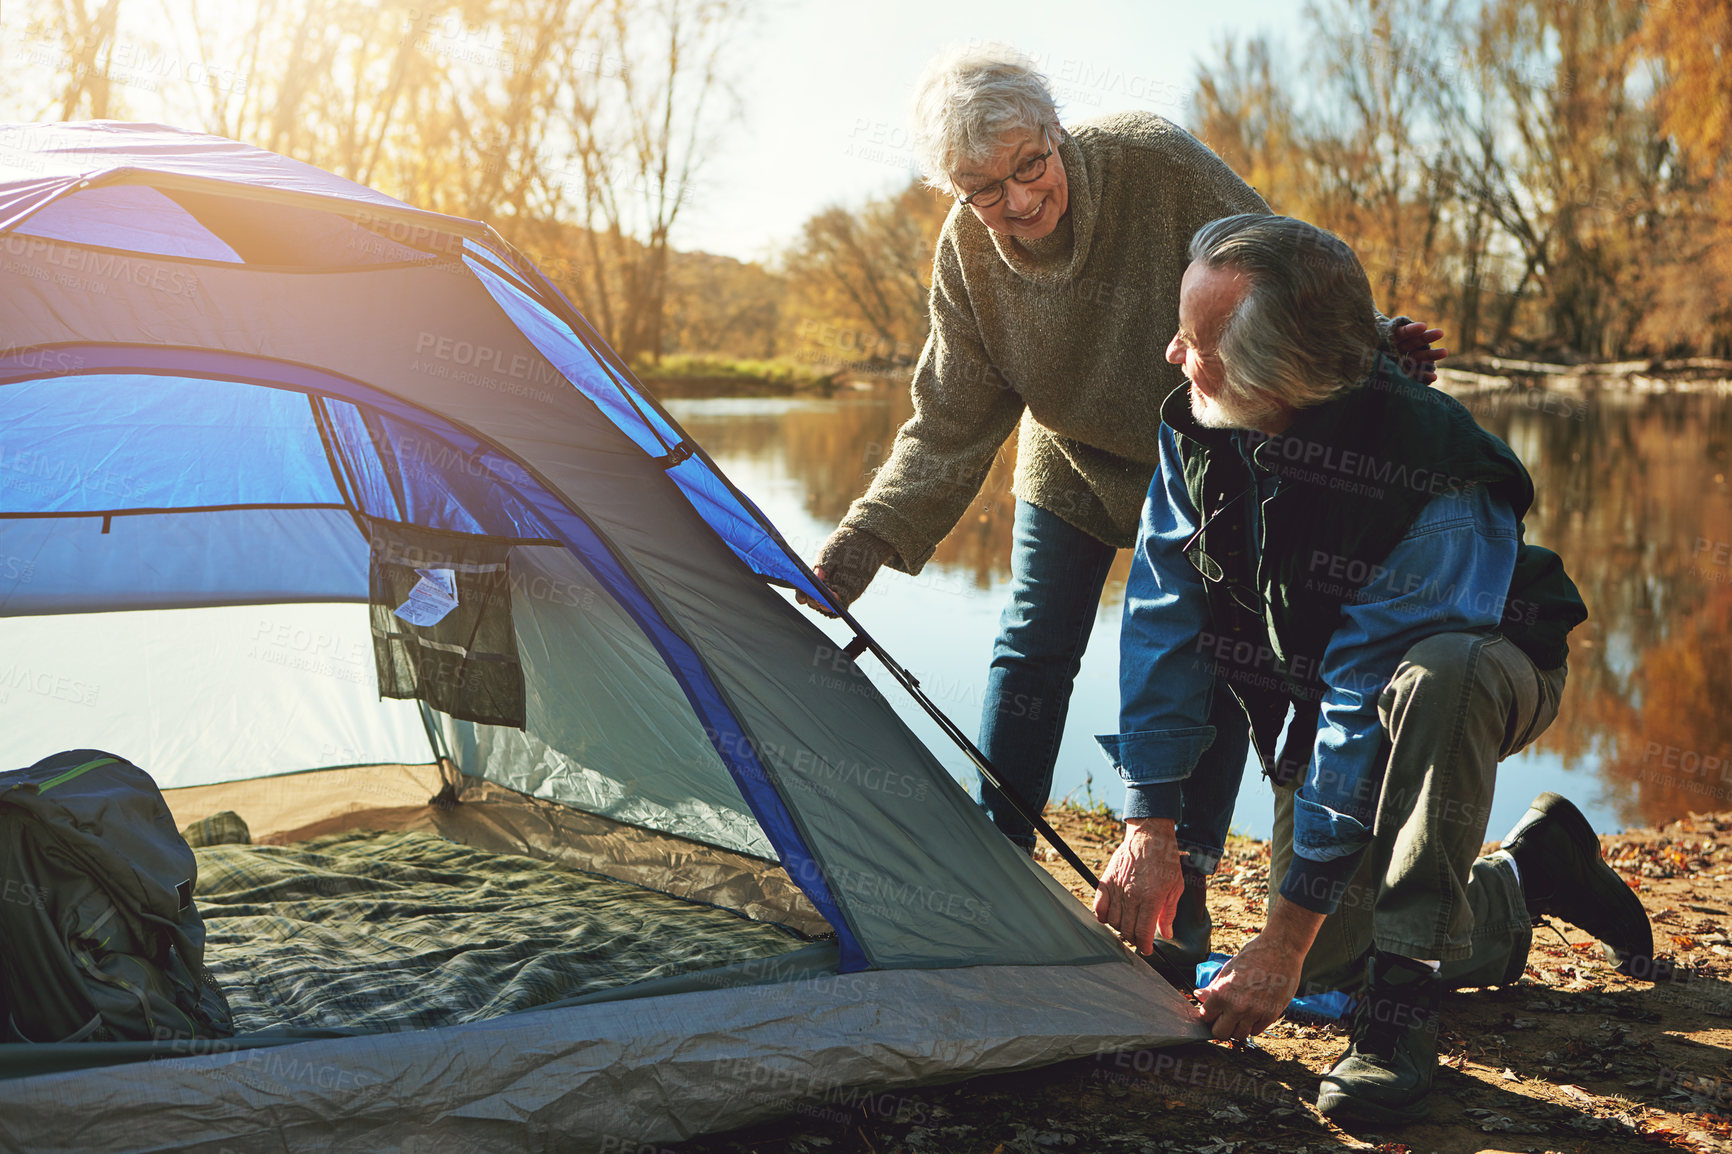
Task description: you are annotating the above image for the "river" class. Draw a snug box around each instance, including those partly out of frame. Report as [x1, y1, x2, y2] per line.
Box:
[665, 383, 1732, 841]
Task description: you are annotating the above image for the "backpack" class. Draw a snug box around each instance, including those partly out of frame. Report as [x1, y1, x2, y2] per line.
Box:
[0, 750, 233, 1043]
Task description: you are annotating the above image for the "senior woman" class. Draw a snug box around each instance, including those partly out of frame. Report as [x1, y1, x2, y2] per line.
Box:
[800, 44, 1443, 971]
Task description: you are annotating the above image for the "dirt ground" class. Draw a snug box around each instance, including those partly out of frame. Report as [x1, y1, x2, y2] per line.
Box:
[673, 805, 1732, 1154]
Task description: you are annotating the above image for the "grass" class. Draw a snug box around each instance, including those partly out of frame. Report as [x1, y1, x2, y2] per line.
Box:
[1053, 776, 1122, 842]
[631, 354, 838, 390]
[1056, 772, 1115, 816]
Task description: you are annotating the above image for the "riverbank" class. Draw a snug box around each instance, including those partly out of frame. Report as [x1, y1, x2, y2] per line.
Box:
[636, 353, 1732, 403]
[633, 355, 867, 398]
[632, 352, 1732, 401]
[675, 803, 1732, 1154]
[1438, 356, 1732, 397]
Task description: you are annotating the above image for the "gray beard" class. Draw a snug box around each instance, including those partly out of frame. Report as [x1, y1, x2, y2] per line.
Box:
[1189, 382, 1280, 430]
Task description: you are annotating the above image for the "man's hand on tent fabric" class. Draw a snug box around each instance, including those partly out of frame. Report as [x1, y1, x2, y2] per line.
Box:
[1092, 818, 1184, 956]
[798, 526, 896, 617]
[1195, 896, 1325, 1040]
[1393, 321, 1448, 384]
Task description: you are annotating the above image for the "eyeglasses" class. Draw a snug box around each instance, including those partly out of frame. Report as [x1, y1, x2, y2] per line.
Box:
[1181, 481, 1265, 616]
[957, 132, 1054, 209]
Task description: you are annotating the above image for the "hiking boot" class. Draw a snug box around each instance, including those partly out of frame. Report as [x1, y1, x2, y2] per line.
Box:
[1148, 867, 1211, 989]
[1316, 952, 1444, 1125]
[1501, 792, 1654, 975]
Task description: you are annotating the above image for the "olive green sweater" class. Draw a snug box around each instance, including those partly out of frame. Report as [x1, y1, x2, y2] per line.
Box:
[841, 111, 1393, 572]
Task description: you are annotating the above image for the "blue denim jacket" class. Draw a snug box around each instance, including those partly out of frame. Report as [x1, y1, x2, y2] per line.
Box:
[1097, 425, 1518, 911]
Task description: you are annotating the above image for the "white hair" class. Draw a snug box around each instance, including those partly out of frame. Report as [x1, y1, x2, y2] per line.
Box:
[910, 42, 1060, 192]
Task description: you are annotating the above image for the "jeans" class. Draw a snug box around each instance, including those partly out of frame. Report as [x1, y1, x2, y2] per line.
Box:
[1269, 632, 1567, 994]
[979, 500, 1247, 871]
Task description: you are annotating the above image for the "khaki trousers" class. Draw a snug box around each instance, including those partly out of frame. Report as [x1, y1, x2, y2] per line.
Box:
[1269, 632, 1567, 994]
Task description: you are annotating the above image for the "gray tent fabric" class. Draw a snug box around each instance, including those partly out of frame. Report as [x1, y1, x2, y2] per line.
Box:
[0, 122, 1204, 1150]
[0, 961, 1202, 1154]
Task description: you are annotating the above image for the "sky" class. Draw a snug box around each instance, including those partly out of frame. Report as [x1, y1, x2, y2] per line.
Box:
[0, 0, 1304, 263]
[679, 0, 1305, 261]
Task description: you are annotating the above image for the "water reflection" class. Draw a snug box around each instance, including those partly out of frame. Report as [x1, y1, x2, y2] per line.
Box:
[1463, 388, 1732, 829]
[672, 390, 1135, 598]
[668, 385, 1732, 836]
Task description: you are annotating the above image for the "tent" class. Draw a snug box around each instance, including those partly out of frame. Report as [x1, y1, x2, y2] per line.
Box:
[0, 121, 1201, 1153]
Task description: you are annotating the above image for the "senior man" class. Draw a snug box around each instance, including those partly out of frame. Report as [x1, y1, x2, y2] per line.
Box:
[799, 44, 1444, 978]
[1091, 213, 1653, 1124]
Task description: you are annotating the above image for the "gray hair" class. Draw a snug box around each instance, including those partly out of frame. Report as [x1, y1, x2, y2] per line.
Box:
[1187, 214, 1382, 412]
[910, 42, 1059, 192]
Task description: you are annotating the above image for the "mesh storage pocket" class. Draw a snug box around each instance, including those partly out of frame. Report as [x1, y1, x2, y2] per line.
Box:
[368, 521, 526, 729]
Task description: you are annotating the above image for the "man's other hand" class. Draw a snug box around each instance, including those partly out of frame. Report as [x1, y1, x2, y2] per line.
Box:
[1393, 321, 1448, 384]
[1194, 895, 1325, 1040]
[1092, 817, 1184, 955]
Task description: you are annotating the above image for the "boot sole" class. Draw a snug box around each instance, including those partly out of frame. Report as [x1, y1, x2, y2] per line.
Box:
[1316, 1081, 1431, 1125]
[1504, 793, 1654, 971]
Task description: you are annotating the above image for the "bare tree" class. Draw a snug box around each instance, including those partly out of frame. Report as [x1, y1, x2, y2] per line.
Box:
[1434, 0, 1663, 356]
[1191, 33, 1304, 209]
[549, 0, 745, 364]
[780, 179, 948, 367]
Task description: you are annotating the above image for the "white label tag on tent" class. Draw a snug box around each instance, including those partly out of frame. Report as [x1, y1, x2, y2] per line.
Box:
[393, 568, 459, 627]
